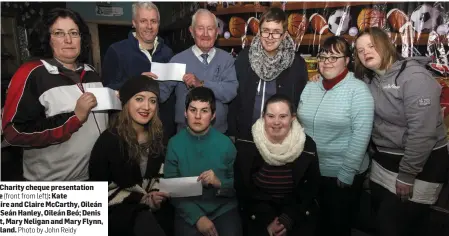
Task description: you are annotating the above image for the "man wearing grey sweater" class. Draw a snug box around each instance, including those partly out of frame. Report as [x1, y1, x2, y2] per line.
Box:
[155, 9, 238, 133]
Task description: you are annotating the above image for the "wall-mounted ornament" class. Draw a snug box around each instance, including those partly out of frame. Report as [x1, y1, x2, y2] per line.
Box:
[328, 8, 351, 36]
[357, 8, 386, 31]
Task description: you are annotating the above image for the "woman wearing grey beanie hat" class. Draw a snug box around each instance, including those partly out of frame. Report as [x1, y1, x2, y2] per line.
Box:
[89, 75, 171, 236]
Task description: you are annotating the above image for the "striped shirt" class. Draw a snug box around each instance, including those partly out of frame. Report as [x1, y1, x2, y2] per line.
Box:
[297, 72, 374, 185]
[253, 162, 295, 198]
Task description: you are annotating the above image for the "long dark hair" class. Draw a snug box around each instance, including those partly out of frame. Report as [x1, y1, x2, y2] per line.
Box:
[28, 8, 91, 62]
[320, 36, 351, 58]
[110, 103, 164, 163]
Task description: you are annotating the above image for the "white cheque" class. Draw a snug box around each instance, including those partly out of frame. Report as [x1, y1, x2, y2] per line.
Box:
[150, 62, 186, 82]
[159, 176, 203, 198]
[85, 87, 122, 111]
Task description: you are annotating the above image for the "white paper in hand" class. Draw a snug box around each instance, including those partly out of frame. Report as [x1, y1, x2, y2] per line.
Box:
[85, 87, 122, 111]
[150, 62, 186, 82]
[159, 177, 202, 198]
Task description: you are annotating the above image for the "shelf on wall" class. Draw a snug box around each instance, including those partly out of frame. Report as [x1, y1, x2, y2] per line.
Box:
[217, 36, 254, 47]
[270, 1, 380, 11]
[212, 2, 383, 15]
[217, 33, 437, 47]
[212, 4, 269, 15]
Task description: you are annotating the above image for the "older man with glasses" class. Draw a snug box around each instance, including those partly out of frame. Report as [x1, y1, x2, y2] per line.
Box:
[155, 8, 238, 135]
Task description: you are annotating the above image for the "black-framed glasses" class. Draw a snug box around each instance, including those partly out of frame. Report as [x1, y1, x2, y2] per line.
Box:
[51, 31, 81, 38]
[317, 56, 345, 63]
[260, 31, 284, 39]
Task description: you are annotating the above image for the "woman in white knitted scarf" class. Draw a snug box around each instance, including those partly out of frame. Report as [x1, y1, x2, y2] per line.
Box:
[234, 94, 320, 236]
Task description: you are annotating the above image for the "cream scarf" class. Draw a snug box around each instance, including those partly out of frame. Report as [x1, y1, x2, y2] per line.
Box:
[251, 118, 306, 166]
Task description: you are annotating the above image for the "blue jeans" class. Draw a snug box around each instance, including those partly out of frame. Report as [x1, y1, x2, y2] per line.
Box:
[174, 208, 242, 236]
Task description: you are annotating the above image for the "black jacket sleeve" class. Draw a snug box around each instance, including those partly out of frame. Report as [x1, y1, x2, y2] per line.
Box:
[88, 131, 112, 181]
[228, 49, 249, 137]
[2, 62, 82, 147]
[101, 46, 125, 90]
[294, 55, 309, 106]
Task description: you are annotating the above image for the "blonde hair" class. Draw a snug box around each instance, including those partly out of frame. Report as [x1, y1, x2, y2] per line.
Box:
[354, 27, 398, 80]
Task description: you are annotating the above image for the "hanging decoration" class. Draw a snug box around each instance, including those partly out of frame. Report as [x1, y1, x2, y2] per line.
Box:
[248, 17, 259, 35]
[288, 13, 308, 51]
[411, 4, 443, 34]
[357, 8, 386, 31]
[217, 17, 226, 36]
[309, 13, 329, 35]
[224, 31, 231, 39]
[229, 16, 246, 38]
[198, 1, 447, 63]
[328, 7, 351, 36]
[309, 13, 329, 53]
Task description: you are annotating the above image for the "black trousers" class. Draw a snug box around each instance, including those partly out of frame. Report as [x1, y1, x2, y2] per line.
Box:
[174, 208, 242, 236]
[370, 181, 431, 236]
[109, 201, 174, 236]
[133, 210, 166, 236]
[109, 203, 166, 236]
[317, 172, 366, 236]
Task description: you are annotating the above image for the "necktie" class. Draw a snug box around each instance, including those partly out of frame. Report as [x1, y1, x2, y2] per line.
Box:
[200, 53, 209, 65]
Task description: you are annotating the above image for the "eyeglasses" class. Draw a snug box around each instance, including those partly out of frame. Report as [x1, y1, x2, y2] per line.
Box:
[260, 31, 284, 39]
[317, 56, 345, 63]
[51, 31, 81, 38]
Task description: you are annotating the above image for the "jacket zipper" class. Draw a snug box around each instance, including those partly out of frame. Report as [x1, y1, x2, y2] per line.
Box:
[302, 150, 316, 156]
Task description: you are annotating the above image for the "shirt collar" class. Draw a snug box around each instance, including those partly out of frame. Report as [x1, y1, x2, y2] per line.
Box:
[41, 59, 94, 74]
[133, 32, 159, 54]
[51, 58, 83, 71]
[192, 45, 216, 63]
[186, 126, 212, 141]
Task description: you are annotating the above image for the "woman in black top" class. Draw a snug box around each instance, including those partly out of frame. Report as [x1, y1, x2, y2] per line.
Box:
[89, 75, 171, 236]
[234, 94, 320, 236]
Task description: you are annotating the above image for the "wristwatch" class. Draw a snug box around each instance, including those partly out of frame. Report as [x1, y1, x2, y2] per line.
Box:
[199, 80, 205, 87]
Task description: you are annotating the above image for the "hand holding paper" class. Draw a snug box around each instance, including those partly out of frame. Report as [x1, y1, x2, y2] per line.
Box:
[75, 92, 97, 123]
[141, 72, 158, 79]
[85, 87, 122, 111]
[197, 170, 221, 188]
[150, 62, 186, 82]
[159, 177, 202, 198]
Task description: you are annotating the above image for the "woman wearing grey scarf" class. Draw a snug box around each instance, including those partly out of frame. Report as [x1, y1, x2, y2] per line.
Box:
[228, 7, 309, 144]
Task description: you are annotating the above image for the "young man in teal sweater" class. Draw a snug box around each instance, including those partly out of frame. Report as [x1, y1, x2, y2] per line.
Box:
[164, 87, 242, 236]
